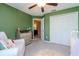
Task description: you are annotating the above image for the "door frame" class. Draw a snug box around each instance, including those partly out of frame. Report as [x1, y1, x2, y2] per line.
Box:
[32, 18, 34, 40]
[32, 17, 45, 40]
[41, 18, 45, 41]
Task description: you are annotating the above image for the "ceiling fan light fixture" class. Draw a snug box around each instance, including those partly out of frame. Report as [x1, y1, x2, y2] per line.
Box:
[37, 3, 46, 7]
[28, 3, 58, 13]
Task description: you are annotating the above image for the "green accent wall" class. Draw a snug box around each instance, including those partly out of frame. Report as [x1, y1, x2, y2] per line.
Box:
[0, 4, 32, 39]
[44, 6, 79, 41]
[44, 14, 50, 41]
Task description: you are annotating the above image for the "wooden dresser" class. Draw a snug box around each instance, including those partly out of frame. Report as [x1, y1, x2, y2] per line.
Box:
[16, 29, 32, 45]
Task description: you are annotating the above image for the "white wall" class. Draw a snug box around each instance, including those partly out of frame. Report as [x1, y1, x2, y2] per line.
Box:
[50, 12, 78, 46]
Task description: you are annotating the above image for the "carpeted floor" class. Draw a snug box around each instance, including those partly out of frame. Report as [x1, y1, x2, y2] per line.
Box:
[24, 38, 70, 56]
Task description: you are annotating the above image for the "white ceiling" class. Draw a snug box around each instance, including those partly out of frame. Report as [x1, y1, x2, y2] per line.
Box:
[7, 3, 79, 16]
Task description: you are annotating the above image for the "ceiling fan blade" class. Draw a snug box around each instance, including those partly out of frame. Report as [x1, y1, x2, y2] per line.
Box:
[41, 7, 44, 12]
[29, 4, 37, 9]
[46, 3, 58, 6]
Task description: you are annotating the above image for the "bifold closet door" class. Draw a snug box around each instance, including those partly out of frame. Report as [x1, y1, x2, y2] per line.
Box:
[50, 12, 78, 46]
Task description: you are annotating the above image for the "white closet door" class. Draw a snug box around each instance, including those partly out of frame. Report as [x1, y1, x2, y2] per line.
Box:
[50, 12, 78, 46]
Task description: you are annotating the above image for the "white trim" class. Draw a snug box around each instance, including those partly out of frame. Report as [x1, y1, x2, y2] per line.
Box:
[41, 18, 45, 41]
[42, 40, 70, 47]
[42, 40, 52, 43]
[32, 18, 34, 40]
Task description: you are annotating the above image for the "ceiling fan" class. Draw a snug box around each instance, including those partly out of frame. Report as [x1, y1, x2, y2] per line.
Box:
[28, 3, 58, 13]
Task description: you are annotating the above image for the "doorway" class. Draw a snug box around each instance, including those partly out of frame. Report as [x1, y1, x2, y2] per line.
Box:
[33, 18, 41, 39]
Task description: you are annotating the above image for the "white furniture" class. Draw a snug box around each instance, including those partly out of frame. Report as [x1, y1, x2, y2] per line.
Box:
[0, 32, 25, 56]
[71, 31, 79, 56]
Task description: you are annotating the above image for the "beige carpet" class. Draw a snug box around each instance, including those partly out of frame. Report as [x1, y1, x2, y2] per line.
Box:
[25, 39, 70, 56]
[30, 49, 65, 56]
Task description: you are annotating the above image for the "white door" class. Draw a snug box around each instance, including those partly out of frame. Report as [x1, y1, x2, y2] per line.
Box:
[50, 12, 78, 46]
[41, 18, 44, 40]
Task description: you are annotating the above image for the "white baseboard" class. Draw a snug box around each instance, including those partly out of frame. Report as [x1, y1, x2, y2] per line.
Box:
[42, 40, 70, 47]
[42, 40, 52, 43]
